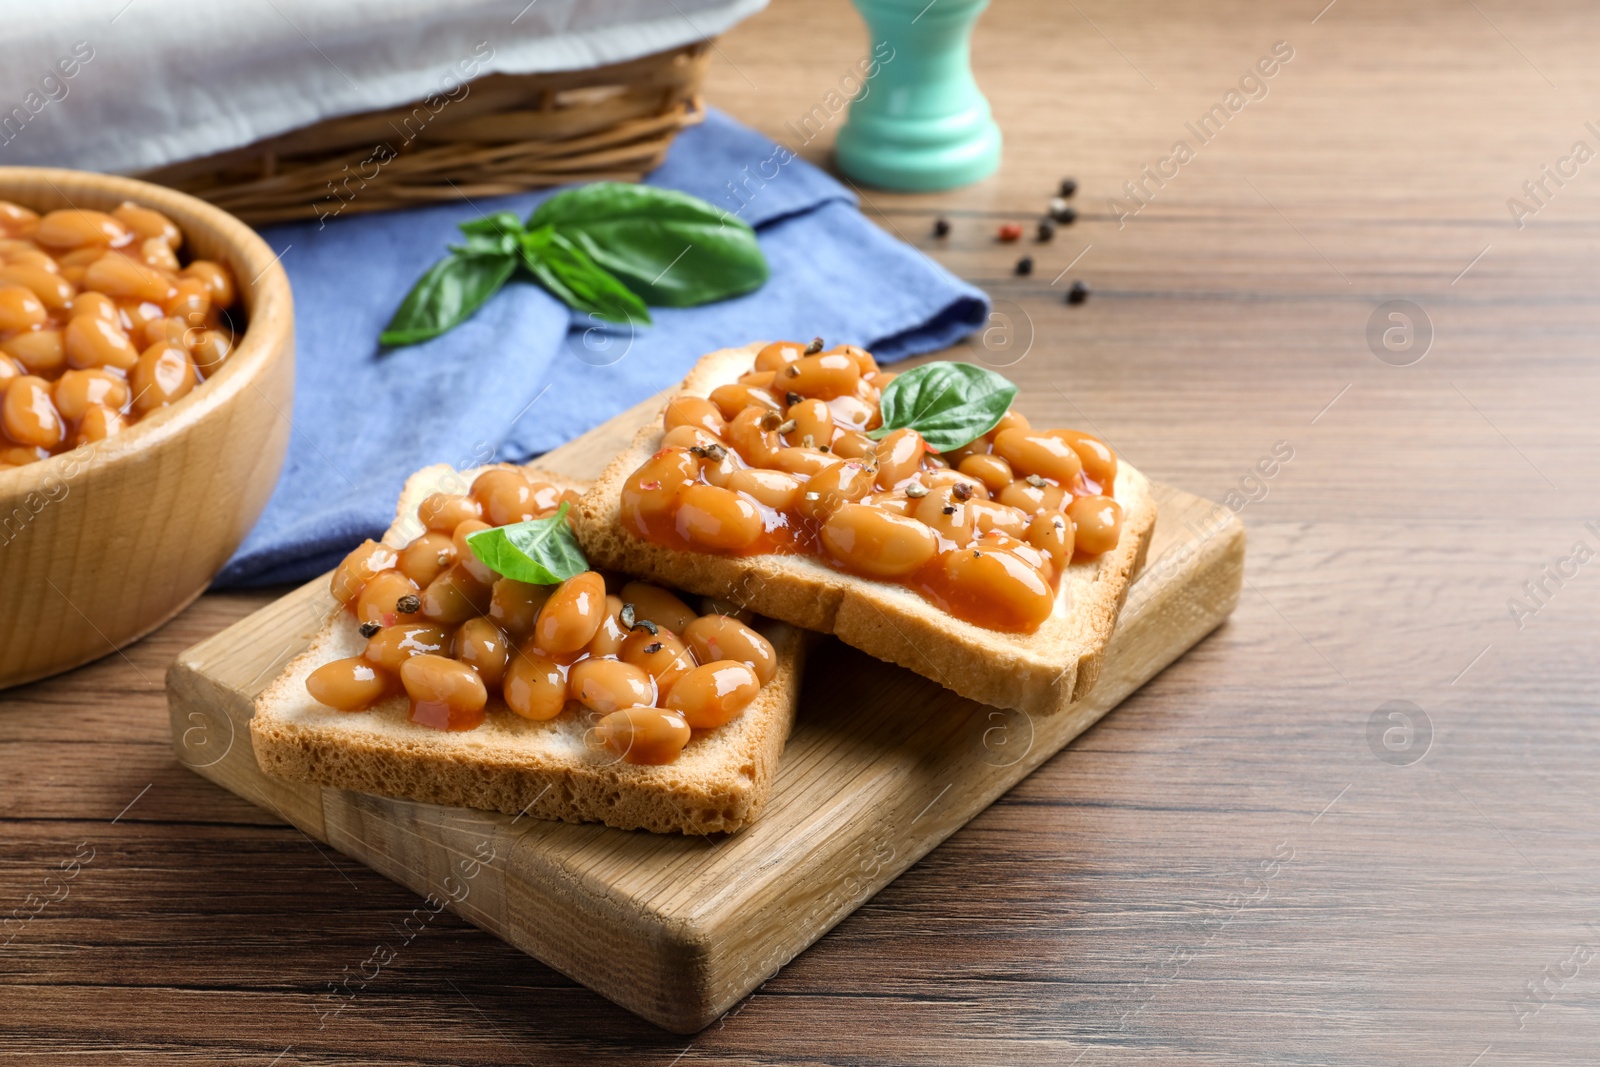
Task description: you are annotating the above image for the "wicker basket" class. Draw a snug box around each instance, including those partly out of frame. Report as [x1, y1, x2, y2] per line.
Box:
[137, 42, 710, 226]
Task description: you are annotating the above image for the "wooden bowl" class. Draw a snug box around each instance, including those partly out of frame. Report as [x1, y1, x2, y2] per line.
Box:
[0, 168, 293, 689]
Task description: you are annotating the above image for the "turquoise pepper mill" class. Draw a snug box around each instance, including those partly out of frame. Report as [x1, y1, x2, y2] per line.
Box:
[836, 0, 1002, 191]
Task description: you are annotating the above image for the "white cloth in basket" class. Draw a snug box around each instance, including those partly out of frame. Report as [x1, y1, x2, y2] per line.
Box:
[0, 0, 766, 173]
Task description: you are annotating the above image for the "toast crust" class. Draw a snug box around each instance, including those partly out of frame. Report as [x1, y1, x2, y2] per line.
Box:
[249, 463, 806, 836]
[573, 345, 1157, 716]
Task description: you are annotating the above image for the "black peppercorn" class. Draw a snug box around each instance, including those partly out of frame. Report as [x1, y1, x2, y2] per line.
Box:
[1067, 280, 1089, 305]
[1059, 177, 1077, 198]
[396, 594, 421, 615]
[1036, 220, 1055, 242]
[933, 217, 951, 237]
[1015, 256, 1033, 276]
[358, 621, 381, 638]
[1051, 203, 1078, 225]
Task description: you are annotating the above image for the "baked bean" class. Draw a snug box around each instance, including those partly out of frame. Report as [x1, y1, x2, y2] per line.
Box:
[769, 446, 839, 477]
[865, 369, 896, 388]
[726, 406, 783, 466]
[84, 253, 176, 304]
[503, 646, 567, 720]
[873, 427, 926, 489]
[450, 518, 495, 584]
[754, 340, 806, 371]
[569, 657, 656, 714]
[618, 582, 698, 635]
[831, 344, 879, 376]
[3, 376, 64, 448]
[0, 445, 45, 466]
[2, 328, 64, 375]
[1052, 429, 1118, 491]
[663, 394, 727, 436]
[355, 569, 422, 628]
[587, 595, 629, 657]
[330, 540, 399, 603]
[993, 428, 1083, 485]
[827, 393, 877, 432]
[797, 458, 874, 523]
[863, 490, 914, 517]
[75, 404, 125, 444]
[396, 531, 456, 587]
[417, 492, 481, 532]
[141, 315, 187, 350]
[969, 499, 1029, 538]
[958, 453, 1012, 493]
[470, 468, 537, 525]
[129, 343, 196, 413]
[699, 441, 741, 488]
[675, 483, 763, 551]
[534, 571, 607, 654]
[780, 351, 859, 400]
[726, 466, 803, 510]
[785, 397, 833, 450]
[665, 660, 761, 729]
[0, 357, 16, 387]
[0, 284, 47, 332]
[0, 265, 73, 310]
[119, 299, 166, 339]
[914, 487, 977, 547]
[683, 615, 777, 684]
[190, 329, 233, 378]
[306, 657, 393, 711]
[64, 315, 138, 371]
[362, 624, 451, 673]
[139, 238, 181, 274]
[453, 617, 511, 688]
[830, 429, 875, 458]
[620, 628, 696, 695]
[710, 381, 781, 421]
[739, 369, 777, 390]
[820, 503, 937, 578]
[53, 369, 129, 422]
[181, 260, 236, 307]
[620, 447, 696, 531]
[69, 291, 119, 324]
[112, 202, 180, 246]
[488, 577, 551, 639]
[401, 654, 488, 731]
[938, 543, 1055, 631]
[994, 410, 1029, 434]
[163, 276, 210, 326]
[34, 209, 131, 250]
[1026, 510, 1075, 570]
[997, 478, 1067, 515]
[0, 202, 39, 239]
[593, 706, 691, 764]
[983, 530, 1052, 573]
[661, 424, 724, 452]
[1067, 495, 1123, 556]
[420, 563, 493, 623]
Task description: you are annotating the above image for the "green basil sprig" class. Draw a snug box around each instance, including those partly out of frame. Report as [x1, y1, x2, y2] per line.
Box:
[868, 362, 1018, 453]
[380, 182, 768, 347]
[465, 501, 588, 585]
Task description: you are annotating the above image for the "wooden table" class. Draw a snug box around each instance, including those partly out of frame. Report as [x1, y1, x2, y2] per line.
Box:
[6, 0, 1598, 1061]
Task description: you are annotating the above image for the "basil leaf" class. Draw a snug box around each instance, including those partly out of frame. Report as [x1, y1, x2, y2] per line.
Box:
[452, 211, 525, 256]
[520, 226, 651, 325]
[868, 362, 1019, 452]
[380, 251, 517, 347]
[465, 501, 588, 585]
[527, 182, 767, 307]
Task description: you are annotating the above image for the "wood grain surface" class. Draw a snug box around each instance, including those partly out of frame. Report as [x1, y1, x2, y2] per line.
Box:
[166, 401, 1238, 1033]
[5, 0, 1600, 1062]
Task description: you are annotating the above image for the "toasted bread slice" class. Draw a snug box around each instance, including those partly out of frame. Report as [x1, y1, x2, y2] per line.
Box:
[250, 463, 806, 836]
[574, 345, 1157, 717]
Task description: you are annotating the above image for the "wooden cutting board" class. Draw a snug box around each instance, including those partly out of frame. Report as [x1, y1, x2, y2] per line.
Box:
[166, 394, 1245, 1034]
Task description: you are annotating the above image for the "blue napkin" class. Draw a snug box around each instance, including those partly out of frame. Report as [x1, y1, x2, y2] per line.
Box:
[216, 109, 989, 587]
